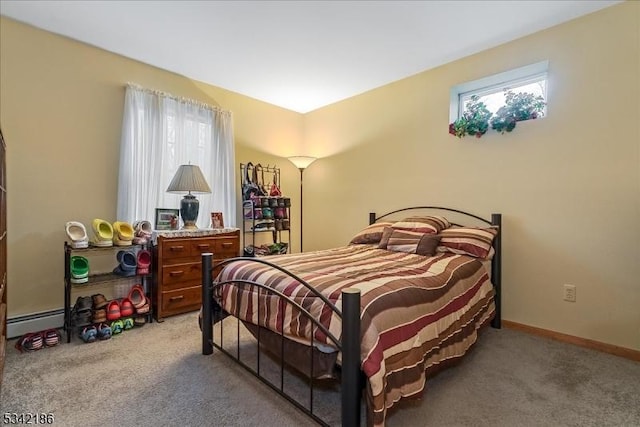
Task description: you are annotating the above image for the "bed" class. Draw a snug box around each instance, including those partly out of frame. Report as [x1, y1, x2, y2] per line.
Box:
[201, 207, 502, 426]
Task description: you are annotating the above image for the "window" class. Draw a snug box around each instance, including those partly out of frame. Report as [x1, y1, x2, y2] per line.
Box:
[117, 84, 236, 228]
[450, 61, 549, 123]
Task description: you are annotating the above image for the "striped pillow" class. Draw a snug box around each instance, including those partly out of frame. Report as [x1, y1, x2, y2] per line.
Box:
[349, 222, 393, 245]
[437, 226, 498, 259]
[401, 215, 451, 232]
[385, 229, 441, 256]
[391, 220, 440, 235]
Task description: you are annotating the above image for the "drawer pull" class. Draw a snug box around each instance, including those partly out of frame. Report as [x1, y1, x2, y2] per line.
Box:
[221, 242, 233, 248]
[196, 244, 210, 249]
[169, 246, 185, 252]
[169, 270, 184, 277]
[169, 295, 184, 302]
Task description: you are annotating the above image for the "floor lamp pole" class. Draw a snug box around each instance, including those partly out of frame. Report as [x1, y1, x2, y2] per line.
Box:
[287, 156, 317, 254]
[299, 167, 304, 252]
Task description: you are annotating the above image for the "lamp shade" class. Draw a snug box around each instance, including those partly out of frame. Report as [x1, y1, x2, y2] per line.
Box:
[287, 156, 317, 170]
[166, 164, 211, 194]
[166, 164, 211, 230]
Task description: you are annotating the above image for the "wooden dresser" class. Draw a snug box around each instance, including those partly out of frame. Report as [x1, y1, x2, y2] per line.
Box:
[152, 229, 240, 321]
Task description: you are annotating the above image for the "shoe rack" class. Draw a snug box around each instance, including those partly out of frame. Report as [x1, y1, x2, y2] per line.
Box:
[63, 242, 152, 343]
[240, 163, 291, 256]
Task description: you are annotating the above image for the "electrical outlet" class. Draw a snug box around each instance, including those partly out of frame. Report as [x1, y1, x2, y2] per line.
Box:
[563, 284, 576, 302]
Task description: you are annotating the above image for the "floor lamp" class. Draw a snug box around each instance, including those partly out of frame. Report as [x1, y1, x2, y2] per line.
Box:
[287, 156, 317, 252]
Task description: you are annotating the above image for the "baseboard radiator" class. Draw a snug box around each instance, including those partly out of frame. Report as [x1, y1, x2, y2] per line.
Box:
[6, 309, 64, 340]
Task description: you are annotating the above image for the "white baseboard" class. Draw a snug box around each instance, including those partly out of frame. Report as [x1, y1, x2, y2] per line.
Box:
[6, 310, 64, 339]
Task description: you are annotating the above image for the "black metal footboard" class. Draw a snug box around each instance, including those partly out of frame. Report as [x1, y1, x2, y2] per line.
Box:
[201, 254, 362, 427]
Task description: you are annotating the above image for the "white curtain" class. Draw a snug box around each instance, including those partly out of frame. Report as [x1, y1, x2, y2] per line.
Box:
[117, 84, 236, 228]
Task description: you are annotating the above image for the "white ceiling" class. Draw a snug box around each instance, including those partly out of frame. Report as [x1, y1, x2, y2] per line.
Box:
[0, 0, 621, 113]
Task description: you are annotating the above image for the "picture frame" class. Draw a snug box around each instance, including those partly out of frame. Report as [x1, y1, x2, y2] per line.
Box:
[155, 208, 179, 230]
[211, 212, 224, 229]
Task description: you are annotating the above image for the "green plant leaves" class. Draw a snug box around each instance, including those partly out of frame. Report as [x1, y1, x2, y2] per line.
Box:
[449, 90, 546, 138]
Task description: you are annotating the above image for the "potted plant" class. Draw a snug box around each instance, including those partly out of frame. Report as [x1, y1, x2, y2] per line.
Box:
[449, 95, 493, 139]
[490, 90, 546, 134]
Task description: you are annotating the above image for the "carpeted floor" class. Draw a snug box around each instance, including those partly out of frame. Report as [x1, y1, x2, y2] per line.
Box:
[1, 312, 639, 426]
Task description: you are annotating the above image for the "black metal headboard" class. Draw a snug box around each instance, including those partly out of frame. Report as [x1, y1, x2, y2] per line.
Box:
[369, 206, 501, 329]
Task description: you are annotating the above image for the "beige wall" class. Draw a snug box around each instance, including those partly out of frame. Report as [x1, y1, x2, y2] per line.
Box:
[0, 17, 304, 316]
[303, 2, 640, 350]
[1, 2, 638, 351]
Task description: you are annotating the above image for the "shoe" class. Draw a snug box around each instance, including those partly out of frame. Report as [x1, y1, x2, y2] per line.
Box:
[70, 256, 89, 284]
[106, 300, 121, 321]
[133, 316, 146, 327]
[128, 284, 146, 309]
[97, 323, 112, 340]
[113, 250, 137, 277]
[15, 332, 44, 352]
[135, 297, 150, 315]
[113, 221, 134, 246]
[65, 221, 89, 249]
[72, 311, 92, 328]
[122, 317, 135, 330]
[91, 219, 114, 247]
[117, 250, 137, 270]
[110, 319, 124, 335]
[92, 309, 107, 323]
[73, 295, 93, 312]
[92, 293, 108, 309]
[80, 325, 98, 343]
[136, 250, 151, 275]
[120, 298, 134, 317]
[43, 329, 61, 347]
[133, 220, 152, 245]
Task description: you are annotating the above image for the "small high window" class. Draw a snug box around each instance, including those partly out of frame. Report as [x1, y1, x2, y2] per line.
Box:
[449, 61, 548, 138]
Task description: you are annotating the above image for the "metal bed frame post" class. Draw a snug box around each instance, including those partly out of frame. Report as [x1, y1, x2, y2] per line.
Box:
[341, 288, 361, 426]
[490, 214, 501, 328]
[202, 252, 213, 355]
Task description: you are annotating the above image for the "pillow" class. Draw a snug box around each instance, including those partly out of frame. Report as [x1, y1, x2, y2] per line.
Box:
[391, 221, 440, 235]
[378, 227, 393, 249]
[436, 226, 498, 259]
[349, 222, 393, 245]
[401, 215, 451, 232]
[383, 229, 441, 256]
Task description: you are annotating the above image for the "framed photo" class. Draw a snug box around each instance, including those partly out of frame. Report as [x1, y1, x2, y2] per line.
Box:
[155, 208, 179, 230]
[211, 212, 224, 229]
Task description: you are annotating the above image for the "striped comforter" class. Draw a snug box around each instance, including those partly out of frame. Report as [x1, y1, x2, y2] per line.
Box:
[216, 244, 495, 426]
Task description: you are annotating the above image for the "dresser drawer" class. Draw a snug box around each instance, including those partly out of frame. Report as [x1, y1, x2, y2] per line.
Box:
[161, 286, 202, 316]
[162, 262, 201, 286]
[215, 237, 239, 256]
[162, 240, 190, 258]
[190, 239, 215, 256]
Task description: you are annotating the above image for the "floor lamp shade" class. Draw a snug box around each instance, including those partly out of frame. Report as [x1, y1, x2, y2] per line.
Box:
[166, 164, 211, 230]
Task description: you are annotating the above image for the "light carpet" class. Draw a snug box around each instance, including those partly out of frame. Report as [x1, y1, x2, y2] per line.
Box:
[1, 312, 639, 426]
